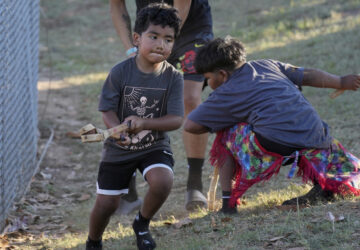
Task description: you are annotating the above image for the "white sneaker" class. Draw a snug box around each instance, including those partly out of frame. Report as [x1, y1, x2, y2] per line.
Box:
[115, 198, 142, 215]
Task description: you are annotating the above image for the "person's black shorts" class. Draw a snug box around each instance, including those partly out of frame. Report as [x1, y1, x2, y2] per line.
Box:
[96, 150, 174, 195]
[168, 39, 210, 83]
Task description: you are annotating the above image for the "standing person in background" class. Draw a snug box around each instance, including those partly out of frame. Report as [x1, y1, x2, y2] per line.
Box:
[110, 0, 214, 212]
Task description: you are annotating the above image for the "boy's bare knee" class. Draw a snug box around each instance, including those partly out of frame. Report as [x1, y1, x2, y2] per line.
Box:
[95, 195, 121, 214]
[146, 169, 173, 195]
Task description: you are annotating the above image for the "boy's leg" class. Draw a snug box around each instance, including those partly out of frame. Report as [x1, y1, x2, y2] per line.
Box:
[218, 155, 237, 214]
[183, 79, 208, 210]
[87, 194, 121, 249]
[87, 160, 136, 249]
[141, 167, 173, 217]
[133, 167, 173, 250]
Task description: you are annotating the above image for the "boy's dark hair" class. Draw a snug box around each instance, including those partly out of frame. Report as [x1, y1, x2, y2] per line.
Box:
[195, 37, 247, 74]
[134, 3, 181, 38]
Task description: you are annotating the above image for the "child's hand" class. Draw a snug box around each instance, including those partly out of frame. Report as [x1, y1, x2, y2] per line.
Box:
[340, 74, 360, 91]
[124, 115, 145, 134]
[116, 133, 131, 146]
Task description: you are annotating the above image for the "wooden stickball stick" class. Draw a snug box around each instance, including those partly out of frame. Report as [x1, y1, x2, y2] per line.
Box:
[207, 166, 220, 211]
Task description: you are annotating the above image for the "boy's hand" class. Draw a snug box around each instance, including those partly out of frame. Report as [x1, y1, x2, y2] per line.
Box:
[116, 132, 131, 146]
[340, 74, 360, 90]
[124, 115, 145, 134]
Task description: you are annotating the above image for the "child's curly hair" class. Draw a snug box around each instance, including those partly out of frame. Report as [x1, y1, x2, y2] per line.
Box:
[134, 3, 181, 38]
[195, 37, 247, 74]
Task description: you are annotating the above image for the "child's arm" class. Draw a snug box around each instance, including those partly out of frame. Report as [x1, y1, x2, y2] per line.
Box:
[102, 110, 121, 129]
[184, 118, 209, 134]
[302, 68, 360, 90]
[124, 114, 183, 134]
[102, 110, 131, 145]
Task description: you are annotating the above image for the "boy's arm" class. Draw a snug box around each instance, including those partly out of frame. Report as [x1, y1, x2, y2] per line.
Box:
[302, 68, 360, 90]
[173, 0, 192, 28]
[102, 110, 121, 129]
[184, 118, 209, 134]
[124, 114, 183, 134]
[110, 0, 135, 56]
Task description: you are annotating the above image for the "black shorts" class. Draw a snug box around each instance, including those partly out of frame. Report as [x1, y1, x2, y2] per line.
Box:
[168, 39, 209, 82]
[96, 150, 174, 195]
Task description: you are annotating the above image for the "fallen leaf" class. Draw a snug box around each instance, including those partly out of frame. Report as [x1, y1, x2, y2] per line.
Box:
[74, 164, 82, 170]
[67, 171, 76, 180]
[40, 171, 52, 180]
[174, 217, 192, 229]
[221, 217, 232, 223]
[34, 204, 56, 210]
[36, 193, 50, 202]
[269, 233, 292, 242]
[66, 131, 81, 139]
[77, 194, 91, 201]
[269, 236, 285, 242]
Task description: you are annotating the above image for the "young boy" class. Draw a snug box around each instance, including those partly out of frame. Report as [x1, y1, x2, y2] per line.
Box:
[110, 0, 214, 212]
[86, 4, 183, 250]
[184, 37, 360, 214]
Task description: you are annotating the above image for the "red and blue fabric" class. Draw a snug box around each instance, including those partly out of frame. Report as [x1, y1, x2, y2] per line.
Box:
[210, 123, 360, 207]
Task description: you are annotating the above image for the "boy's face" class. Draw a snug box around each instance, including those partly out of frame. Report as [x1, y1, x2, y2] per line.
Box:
[203, 70, 229, 90]
[133, 23, 175, 65]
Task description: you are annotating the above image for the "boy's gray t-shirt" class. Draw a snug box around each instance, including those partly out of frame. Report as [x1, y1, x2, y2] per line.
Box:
[99, 57, 184, 162]
[188, 59, 331, 149]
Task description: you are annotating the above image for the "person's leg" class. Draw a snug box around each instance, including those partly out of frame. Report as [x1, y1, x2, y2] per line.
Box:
[133, 167, 173, 250]
[87, 160, 135, 249]
[89, 194, 121, 240]
[87, 194, 121, 249]
[141, 167, 173, 217]
[115, 173, 142, 215]
[183, 79, 209, 210]
[218, 155, 237, 214]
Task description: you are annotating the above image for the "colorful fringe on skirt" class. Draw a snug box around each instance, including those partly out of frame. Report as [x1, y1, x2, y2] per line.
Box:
[210, 123, 360, 207]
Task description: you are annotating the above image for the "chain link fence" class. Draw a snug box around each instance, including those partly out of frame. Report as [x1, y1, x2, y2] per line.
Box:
[0, 0, 40, 232]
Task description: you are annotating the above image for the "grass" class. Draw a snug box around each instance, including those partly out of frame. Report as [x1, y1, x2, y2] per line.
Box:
[21, 0, 360, 249]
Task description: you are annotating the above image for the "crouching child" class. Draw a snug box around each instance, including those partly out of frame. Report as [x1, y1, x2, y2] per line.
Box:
[184, 37, 360, 214]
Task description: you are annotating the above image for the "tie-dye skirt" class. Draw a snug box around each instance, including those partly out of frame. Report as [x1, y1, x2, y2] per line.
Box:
[210, 123, 360, 207]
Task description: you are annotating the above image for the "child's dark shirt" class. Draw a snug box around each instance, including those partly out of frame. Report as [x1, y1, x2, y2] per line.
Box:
[188, 59, 331, 149]
[99, 57, 184, 162]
